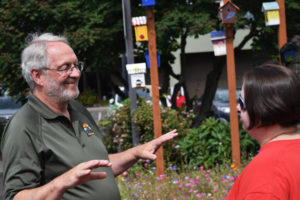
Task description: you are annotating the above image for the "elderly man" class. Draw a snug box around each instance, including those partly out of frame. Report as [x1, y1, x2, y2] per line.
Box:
[1, 33, 178, 200]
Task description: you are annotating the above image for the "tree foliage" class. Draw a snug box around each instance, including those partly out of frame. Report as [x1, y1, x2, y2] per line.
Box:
[0, 0, 124, 102]
[0, 0, 299, 113]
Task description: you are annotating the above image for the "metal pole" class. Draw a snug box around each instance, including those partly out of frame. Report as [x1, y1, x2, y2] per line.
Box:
[122, 0, 139, 146]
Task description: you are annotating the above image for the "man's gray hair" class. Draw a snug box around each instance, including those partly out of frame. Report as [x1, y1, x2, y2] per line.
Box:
[21, 33, 69, 91]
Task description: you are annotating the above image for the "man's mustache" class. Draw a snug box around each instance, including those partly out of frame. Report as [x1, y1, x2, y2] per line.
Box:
[64, 77, 78, 84]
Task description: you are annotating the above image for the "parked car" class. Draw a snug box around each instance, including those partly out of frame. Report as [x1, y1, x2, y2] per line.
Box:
[0, 95, 22, 131]
[212, 88, 241, 122]
[109, 86, 152, 109]
[109, 86, 169, 110]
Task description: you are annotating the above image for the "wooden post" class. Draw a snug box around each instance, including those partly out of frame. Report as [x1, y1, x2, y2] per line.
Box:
[276, 0, 287, 64]
[146, 6, 164, 176]
[225, 24, 241, 169]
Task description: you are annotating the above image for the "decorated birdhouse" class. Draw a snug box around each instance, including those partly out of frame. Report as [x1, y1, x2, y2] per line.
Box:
[279, 43, 298, 65]
[219, 1, 239, 24]
[210, 31, 227, 56]
[126, 63, 147, 88]
[141, 0, 155, 7]
[262, 2, 280, 26]
[144, 50, 160, 69]
[132, 16, 148, 42]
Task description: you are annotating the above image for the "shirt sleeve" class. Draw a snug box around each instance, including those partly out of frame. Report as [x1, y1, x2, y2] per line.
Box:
[2, 119, 43, 200]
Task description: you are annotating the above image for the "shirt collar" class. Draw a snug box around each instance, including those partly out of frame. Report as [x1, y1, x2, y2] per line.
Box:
[28, 93, 77, 120]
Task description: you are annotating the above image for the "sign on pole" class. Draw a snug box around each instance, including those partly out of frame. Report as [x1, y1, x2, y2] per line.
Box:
[126, 63, 147, 88]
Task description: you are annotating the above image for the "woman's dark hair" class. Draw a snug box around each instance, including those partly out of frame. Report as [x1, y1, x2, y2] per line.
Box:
[243, 64, 300, 130]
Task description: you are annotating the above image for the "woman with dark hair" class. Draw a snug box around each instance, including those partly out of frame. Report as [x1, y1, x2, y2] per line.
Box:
[227, 64, 300, 200]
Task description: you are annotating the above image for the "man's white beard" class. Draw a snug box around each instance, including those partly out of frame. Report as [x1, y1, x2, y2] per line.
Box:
[45, 76, 79, 102]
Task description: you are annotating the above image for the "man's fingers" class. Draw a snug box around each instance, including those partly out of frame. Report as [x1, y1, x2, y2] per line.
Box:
[80, 160, 112, 170]
[143, 152, 157, 160]
[154, 129, 178, 145]
[89, 172, 108, 180]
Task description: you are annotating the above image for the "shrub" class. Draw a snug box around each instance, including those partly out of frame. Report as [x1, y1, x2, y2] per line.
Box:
[99, 99, 259, 169]
[178, 117, 259, 169]
[77, 88, 99, 106]
[101, 99, 133, 152]
[99, 98, 194, 165]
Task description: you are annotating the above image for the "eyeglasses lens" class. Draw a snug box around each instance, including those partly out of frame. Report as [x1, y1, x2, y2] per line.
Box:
[238, 96, 246, 111]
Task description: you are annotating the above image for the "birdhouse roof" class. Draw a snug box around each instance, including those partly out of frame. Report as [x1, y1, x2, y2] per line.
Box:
[219, 1, 240, 11]
[210, 30, 226, 40]
[132, 16, 147, 26]
[262, 2, 279, 12]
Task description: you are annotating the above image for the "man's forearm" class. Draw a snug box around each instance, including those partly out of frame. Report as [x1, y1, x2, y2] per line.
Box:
[13, 160, 111, 200]
[108, 130, 178, 176]
[14, 178, 65, 200]
[109, 148, 139, 176]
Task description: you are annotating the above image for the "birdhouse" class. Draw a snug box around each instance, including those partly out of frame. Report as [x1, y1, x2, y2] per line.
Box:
[144, 50, 160, 69]
[279, 43, 298, 65]
[132, 16, 148, 42]
[262, 2, 280, 26]
[126, 63, 147, 88]
[210, 31, 227, 56]
[141, 0, 155, 7]
[219, 1, 239, 24]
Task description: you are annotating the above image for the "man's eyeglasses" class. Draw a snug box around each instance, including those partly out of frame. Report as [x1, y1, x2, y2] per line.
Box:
[40, 61, 84, 73]
[238, 95, 246, 111]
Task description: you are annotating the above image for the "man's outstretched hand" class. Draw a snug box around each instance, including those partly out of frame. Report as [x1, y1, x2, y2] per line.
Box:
[133, 129, 178, 160]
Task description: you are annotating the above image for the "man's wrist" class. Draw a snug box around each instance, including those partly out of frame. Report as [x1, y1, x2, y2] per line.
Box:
[51, 176, 68, 195]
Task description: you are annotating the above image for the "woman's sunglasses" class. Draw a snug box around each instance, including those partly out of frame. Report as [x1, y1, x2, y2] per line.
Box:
[238, 96, 246, 111]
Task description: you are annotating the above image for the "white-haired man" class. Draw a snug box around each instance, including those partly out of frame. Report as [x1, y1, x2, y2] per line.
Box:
[1, 33, 178, 200]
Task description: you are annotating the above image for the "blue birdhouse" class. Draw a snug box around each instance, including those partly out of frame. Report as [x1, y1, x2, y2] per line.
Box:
[141, 0, 155, 7]
[144, 50, 160, 69]
[219, 1, 239, 24]
[279, 43, 298, 65]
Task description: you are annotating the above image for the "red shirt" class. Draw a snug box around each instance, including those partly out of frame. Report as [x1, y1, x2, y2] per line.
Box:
[227, 139, 300, 200]
[176, 95, 186, 108]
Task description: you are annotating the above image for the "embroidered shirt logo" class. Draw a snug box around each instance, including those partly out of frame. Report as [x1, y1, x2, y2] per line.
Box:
[82, 123, 95, 136]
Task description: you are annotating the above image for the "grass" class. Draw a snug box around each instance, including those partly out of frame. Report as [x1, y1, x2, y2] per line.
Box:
[117, 160, 243, 199]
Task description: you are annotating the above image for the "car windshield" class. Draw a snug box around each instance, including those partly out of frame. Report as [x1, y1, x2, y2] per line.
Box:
[136, 88, 151, 99]
[115, 88, 151, 104]
[0, 96, 22, 109]
[214, 89, 241, 102]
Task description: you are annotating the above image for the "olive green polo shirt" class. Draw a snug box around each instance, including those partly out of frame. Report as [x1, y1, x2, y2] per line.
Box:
[1, 94, 121, 200]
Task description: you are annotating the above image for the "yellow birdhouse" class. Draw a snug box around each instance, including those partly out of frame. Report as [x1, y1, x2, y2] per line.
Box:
[132, 16, 148, 42]
[134, 26, 148, 42]
[262, 2, 280, 26]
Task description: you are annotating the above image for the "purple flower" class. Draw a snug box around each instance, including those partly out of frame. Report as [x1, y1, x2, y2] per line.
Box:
[185, 183, 192, 188]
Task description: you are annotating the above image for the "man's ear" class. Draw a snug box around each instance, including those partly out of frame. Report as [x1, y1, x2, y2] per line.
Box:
[30, 68, 44, 87]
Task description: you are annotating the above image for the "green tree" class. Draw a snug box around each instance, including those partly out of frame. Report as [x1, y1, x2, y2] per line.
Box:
[1, 0, 299, 120]
[0, 0, 125, 102]
[135, 0, 300, 126]
[192, 0, 300, 127]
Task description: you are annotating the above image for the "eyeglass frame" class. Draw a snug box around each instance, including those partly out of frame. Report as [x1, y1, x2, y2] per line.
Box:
[40, 61, 84, 74]
[238, 95, 246, 111]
